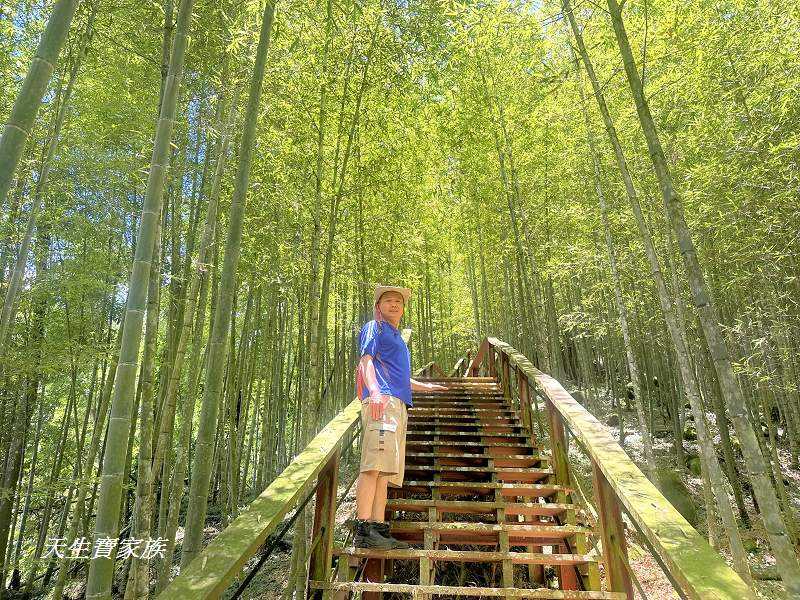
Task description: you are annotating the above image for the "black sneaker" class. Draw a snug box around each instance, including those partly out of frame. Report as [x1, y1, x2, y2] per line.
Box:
[353, 519, 394, 549]
[372, 521, 410, 549]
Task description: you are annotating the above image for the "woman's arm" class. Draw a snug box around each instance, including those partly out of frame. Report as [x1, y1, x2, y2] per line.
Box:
[359, 354, 386, 419]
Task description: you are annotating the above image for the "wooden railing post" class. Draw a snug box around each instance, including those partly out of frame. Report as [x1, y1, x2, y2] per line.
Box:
[309, 449, 341, 597]
[500, 353, 511, 399]
[515, 372, 544, 585]
[545, 400, 570, 494]
[545, 399, 579, 589]
[517, 374, 532, 436]
[592, 462, 634, 598]
[362, 559, 384, 600]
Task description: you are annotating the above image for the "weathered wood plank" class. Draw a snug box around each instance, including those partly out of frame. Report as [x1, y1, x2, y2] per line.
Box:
[386, 498, 575, 516]
[389, 521, 590, 537]
[402, 480, 570, 494]
[333, 547, 594, 565]
[407, 420, 520, 428]
[405, 451, 547, 461]
[407, 430, 530, 438]
[406, 440, 535, 448]
[404, 465, 552, 481]
[592, 461, 633, 596]
[310, 581, 628, 599]
[157, 399, 361, 599]
[409, 407, 517, 414]
[310, 448, 341, 590]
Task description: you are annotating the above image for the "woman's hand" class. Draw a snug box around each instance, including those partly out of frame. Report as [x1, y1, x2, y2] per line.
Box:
[369, 393, 389, 420]
[410, 378, 449, 393]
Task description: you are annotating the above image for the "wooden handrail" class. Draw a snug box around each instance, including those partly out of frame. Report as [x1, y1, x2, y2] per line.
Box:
[414, 361, 447, 378]
[158, 399, 361, 599]
[450, 353, 470, 377]
[414, 361, 437, 377]
[469, 337, 754, 600]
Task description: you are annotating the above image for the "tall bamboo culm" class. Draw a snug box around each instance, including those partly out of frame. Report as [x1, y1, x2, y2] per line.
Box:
[180, 0, 277, 570]
[0, 0, 79, 208]
[83, 0, 196, 596]
[605, 0, 800, 593]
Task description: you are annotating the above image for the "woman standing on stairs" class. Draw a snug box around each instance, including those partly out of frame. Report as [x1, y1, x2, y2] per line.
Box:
[354, 284, 448, 548]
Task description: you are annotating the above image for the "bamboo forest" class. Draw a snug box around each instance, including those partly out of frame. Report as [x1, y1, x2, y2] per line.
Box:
[1, 0, 799, 598]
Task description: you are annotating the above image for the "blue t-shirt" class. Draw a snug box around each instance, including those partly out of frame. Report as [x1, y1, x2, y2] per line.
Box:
[358, 319, 412, 406]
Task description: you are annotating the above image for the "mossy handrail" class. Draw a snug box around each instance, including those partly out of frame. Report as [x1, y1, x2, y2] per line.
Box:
[468, 337, 754, 600]
[157, 398, 361, 599]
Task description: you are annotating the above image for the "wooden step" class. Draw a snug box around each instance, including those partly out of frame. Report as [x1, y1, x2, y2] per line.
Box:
[412, 399, 508, 405]
[407, 420, 521, 429]
[411, 404, 511, 411]
[406, 440, 534, 449]
[310, 581, 625, 599]
[400, 481, 570, 498]
[411, 387, 506, 400]
[414, 386, 502, 390]
[409, 407, 518, 416]
[333, 547, 594, 566]
[406, 460, 553, 479]
[413, 392, 504, 398]
[407, 430, 531, 439]
[406, 447, 541, 459]
[407, 451, 548, 463]
[408, 417, 526, 433]
[408, 412, 518, 419]
[415, 376, 496, 382]
[404, 464, 552, 482]
[405, 453, 550, 469]
[419, 392, 502, 396]
[408, 420, 521, 429]
[415, 378, 499, 382]
[387, 498, 576, 517]
[413, 385, 502, 391]
[390, 521, 591, 545]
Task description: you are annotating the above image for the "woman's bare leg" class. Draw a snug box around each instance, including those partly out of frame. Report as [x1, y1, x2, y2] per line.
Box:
[370, 475, 389, 522]
[356, 470, 379, 520]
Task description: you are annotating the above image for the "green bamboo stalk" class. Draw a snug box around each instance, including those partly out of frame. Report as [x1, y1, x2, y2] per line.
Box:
[122, 213, 162, 600]
[562, 0, 754, 584]
[0, 0, 79, 209]
[605, 0, 800, 592]
[83, 0, 195, 596]
[51, 325, 122, 600]
[180, 0, 277, 569]
[0, 4, 96, 358]
[153, 86, 238, 591]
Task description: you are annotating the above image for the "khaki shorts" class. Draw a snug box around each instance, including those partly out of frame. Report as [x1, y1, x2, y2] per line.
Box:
[359, 396, 407, 487]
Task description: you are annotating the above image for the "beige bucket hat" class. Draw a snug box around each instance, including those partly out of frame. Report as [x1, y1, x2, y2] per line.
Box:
[374, 284, 411, 305]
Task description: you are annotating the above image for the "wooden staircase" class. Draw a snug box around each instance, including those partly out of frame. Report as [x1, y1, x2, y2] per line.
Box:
[159, 338, 753, 600]
[314, 377, 621, 599]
